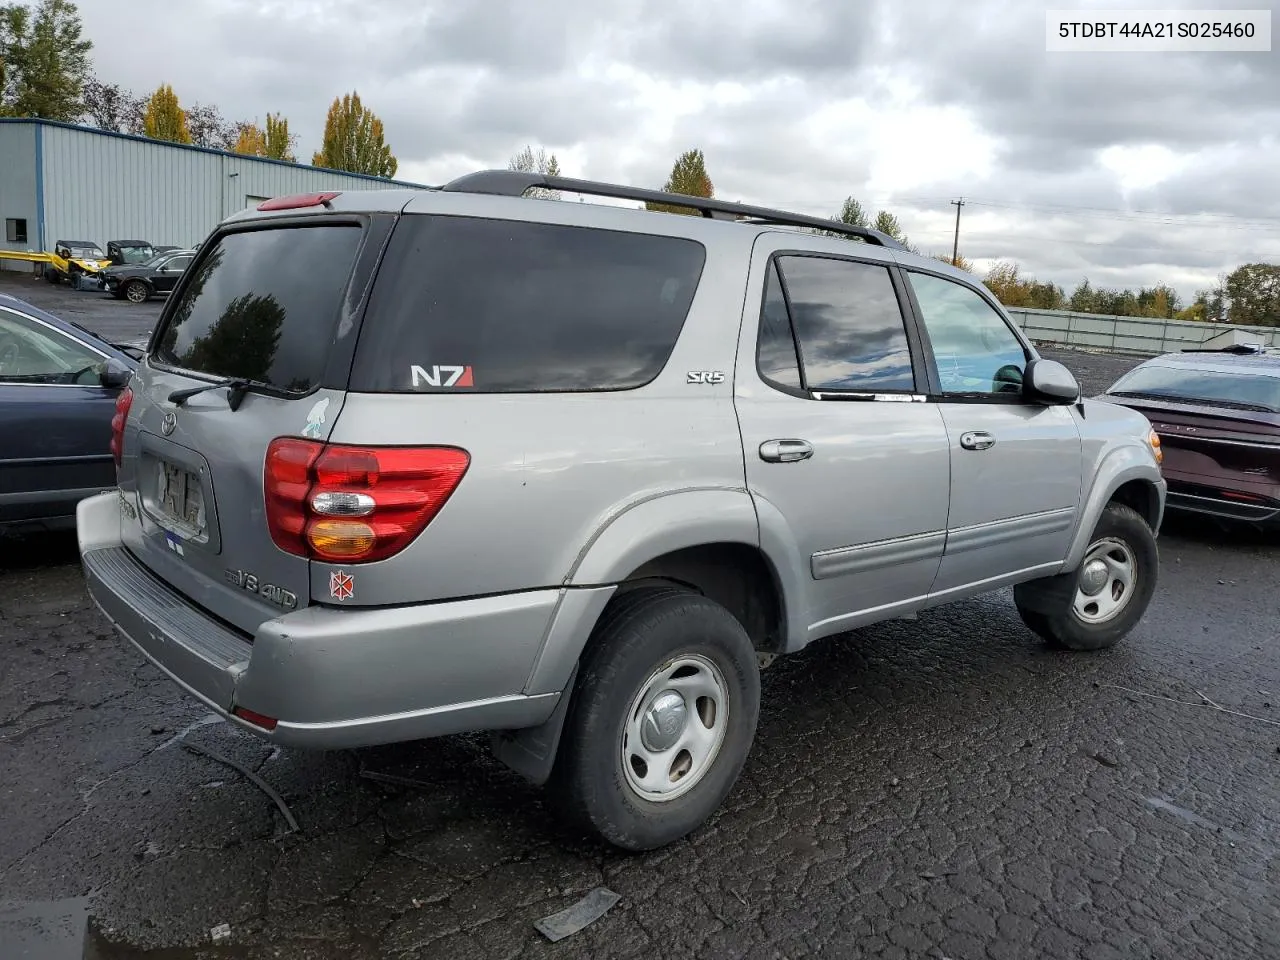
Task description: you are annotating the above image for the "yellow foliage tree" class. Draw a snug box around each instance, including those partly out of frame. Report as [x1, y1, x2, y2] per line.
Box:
[311, 92, 397, 177]
[142, 83, 190, 143]
[233, 122, 266, 157]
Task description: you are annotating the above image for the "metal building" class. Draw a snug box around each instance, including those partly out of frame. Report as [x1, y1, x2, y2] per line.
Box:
[0, 118, 427, 271]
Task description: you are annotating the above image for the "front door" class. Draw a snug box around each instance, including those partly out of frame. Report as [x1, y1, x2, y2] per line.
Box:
[901, 268, 1083, 597]
[734, 239, 952, 644]
[152, 254, 192, 293]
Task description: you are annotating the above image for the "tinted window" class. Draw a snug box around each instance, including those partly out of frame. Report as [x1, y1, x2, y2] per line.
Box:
[0, 309, 104, 384]
[1109, 363, 1280, 413]
[167, 256, 193, 272]
[909, 272, 1027, 396]
[154, 226, 362, 393]
[776, 255, 915, 392]
[349, 216, 705, 393]
[757, 260, 803, 391]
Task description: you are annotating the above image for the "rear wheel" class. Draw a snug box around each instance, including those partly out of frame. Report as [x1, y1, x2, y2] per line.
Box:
[44, 266, 59, 284]
[123, 280, 150, 303]
[1014, 502, 1158, 651]
[549, 586, 761, 851]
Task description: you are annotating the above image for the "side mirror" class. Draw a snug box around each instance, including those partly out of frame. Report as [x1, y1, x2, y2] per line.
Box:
[1023, 358, 1080, 405]
[100, 358, 133, 390]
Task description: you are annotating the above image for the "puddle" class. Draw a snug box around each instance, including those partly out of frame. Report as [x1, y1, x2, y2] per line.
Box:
[0, 898, 88, 960]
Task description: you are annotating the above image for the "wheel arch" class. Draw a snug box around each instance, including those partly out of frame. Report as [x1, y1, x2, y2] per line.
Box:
[1064, 447, 1165, 571]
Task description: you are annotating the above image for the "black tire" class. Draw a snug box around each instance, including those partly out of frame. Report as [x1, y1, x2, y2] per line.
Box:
[549, 585, 761, 851]
[44, 266, 59, 284]
[1014, 502, 1158, 651]
[123, 280, 150, 304]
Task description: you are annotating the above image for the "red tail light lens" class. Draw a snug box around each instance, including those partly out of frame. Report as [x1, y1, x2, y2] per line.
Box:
[110, 386, 133, 470]
[264, 439, 470, 563]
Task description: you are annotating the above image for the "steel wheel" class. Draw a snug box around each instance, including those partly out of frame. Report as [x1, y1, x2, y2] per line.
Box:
[621, 654, 729, 803]
[1072, 537, 1136, 625]
[125, 281, 148, 303]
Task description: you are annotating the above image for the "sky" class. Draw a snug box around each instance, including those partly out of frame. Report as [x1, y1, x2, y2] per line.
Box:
[75, 0, 1280, 303]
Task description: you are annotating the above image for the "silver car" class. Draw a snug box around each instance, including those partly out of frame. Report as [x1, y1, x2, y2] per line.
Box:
[78, 171, 1166, 851]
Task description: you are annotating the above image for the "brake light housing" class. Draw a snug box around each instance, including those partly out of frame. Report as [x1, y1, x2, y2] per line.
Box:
[256, 192, 341, 211]
[110, 386, 133, 470]
[264, 439, 470, 564]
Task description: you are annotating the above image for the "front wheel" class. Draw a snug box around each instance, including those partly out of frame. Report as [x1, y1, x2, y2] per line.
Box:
[123, 280, 150, 303]
[549, 586, 761, 851]
[1014, 502, 1158, 651]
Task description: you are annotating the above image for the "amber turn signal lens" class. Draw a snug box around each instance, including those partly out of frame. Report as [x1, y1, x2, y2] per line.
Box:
[307, 519, 377, 559]
[1148, 429, 1163, 464]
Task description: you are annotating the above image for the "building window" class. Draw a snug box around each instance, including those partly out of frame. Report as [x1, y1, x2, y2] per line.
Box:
[5, 219, 28, 244]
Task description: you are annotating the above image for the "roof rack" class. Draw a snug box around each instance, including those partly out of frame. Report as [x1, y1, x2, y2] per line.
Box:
[439, 170, 908, 250]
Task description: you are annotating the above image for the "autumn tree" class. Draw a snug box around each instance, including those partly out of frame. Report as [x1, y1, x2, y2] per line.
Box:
[1222, 263, 1280, 327]
[233, 122, 266, 157]
[508, 144, 562, 199]
[264, 113, 296, 161]
[983, 260, 1065, 310]
[81, 77, 145, 132]
[312, 91, 397, 177]
[932, 253, 974, 273]
[0, 0, 92, 120]
[142, 83, 191, 143]
[645, 148, 713, 215]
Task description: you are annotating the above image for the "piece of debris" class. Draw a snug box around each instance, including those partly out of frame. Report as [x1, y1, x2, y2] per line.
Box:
[150, 726, 167, 735]
[182, 742, 299, 833]
[731, 888, 748, 906]
[210, 923, 232, 943]
[1091, 752, 1119, 768]
[534, 887, 621, 942]
[919, 870, 958, 880]
[359, 769, 434, 790]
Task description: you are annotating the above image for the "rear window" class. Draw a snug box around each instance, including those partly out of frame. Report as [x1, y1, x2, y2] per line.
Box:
[1109, 363, 1280, 413]
[348, 216, 706, 393]
[153, 225, 362, 393]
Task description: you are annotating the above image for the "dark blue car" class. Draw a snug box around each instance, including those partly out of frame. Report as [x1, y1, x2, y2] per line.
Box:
[0, 293, 138, 533]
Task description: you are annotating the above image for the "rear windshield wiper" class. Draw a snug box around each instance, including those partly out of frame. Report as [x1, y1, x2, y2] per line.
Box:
[168, 376, 274, 411]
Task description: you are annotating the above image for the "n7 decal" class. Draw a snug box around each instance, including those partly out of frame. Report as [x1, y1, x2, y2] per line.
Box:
[410, 365, 474, 388]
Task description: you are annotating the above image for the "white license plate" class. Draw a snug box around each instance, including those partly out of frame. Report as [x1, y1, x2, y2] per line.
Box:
[157, 461, 206, 531]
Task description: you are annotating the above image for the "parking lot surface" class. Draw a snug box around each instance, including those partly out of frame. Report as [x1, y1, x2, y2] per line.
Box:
[2, 277, 1278, 959]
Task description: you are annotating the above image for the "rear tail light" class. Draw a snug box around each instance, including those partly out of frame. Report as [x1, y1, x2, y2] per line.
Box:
[264, 439, 470, 564]
[110, 386, 133, 470]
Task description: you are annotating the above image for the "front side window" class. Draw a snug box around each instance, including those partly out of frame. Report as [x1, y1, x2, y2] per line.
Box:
[0, 309, 105, 384]
[775, 255, 916, 392]
[908, 271, 1028, 396]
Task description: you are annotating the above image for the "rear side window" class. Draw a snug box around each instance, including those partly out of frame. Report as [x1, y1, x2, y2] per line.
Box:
[349, 216, 706, 393]
[153, 225, 362, 393]
[772, 255, 916, 393]
[757, 260, 804, 391]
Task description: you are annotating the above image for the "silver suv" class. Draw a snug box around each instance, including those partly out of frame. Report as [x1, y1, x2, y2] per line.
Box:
[78, 171, 1166, 851]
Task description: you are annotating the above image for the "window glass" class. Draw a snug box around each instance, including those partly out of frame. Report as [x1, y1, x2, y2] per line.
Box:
[1108, 363, 1280, 414]
[776, 255, 915, 392]
[154, 225, 363, 393]
[350, 216, 706, 393]
[5, 218, 27, 243]
[0, 309, 104, 384]
[756, 260, 803, 391]
[908, 272, 1027, 396]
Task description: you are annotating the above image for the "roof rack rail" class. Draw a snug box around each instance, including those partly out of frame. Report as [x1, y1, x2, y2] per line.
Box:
[439, 169, 908, 250]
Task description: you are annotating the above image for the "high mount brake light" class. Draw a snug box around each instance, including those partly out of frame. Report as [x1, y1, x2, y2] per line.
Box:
[264, 439, 470, 564]
[110, 386, 133, 470]
[256, 192, 341, 211]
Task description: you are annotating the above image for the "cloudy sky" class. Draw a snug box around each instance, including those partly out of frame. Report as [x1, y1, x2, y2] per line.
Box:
[77, 0, 1279, 302]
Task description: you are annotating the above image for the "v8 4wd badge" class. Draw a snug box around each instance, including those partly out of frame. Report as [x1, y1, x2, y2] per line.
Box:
[224, 568, 298, 611]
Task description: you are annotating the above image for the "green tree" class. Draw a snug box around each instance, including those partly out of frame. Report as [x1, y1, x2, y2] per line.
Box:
[264, 112, 296, 162]
[645, 148, 713, 215]
[870, 209, 919, 253]
[311, 91, 397, 178]
[0, 0, 92, 120]
[508, 144, 563, 199]
[1223, 262, 1280, 327]
[142, 83, 191, 143]
[836, 196, 869, 228]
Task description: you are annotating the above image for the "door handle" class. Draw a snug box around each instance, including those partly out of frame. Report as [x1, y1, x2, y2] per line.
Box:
[959, 431, 995, 451]
[760, 439, 813, 463]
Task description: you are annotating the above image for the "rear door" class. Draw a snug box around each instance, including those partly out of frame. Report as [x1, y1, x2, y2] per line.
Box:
[900, 267, 1083, 596]
[117, 214, 394, 634]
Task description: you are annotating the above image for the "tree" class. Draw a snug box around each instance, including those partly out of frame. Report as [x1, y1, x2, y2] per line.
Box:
[836, 196, 869, 228]
[311, 91, 397, 178]
[508, 144, 562, 199]
[264, 112, 296, 162]
[1223, 263, 1280, 327]
[869, 209, 920, 253]
[983, 260, 1064, 309]
[185, 101, 238, 150]
[142, 83, 191, 143]
[932, 253, 974, 273]
[0, 0, 92, 120]
[233, 122, 266, 157]
[645, 148, 713, 215]
[80, 77, 144, 133]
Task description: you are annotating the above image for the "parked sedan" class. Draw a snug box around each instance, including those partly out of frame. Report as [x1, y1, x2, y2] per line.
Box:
[102, 249, 195, 303]
[0, 294, 137, 534]
[1099, 346, 1280, 527]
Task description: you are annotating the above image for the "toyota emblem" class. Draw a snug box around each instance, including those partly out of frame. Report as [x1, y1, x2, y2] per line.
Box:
[161, 412, 176, 436]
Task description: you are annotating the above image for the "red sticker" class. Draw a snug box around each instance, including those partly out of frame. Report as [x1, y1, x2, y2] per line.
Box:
[329, 570, 354, 601]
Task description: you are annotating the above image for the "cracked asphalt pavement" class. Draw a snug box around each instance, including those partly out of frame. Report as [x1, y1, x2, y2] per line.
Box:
[2, 276, 1278, 958]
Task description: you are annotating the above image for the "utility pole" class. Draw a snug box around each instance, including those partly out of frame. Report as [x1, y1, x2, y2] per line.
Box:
[950, 197, 965, 266]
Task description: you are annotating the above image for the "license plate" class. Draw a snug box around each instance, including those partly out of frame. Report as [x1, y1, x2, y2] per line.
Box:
[157, 461, 206, 531]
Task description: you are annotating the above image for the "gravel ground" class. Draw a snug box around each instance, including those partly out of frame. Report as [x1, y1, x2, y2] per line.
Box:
[3, 275, 1278, 960]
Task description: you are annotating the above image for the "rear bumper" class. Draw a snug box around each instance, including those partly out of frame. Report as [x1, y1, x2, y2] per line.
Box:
[77, 492, 564, 749]
[1164, 476, 1280, 525]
